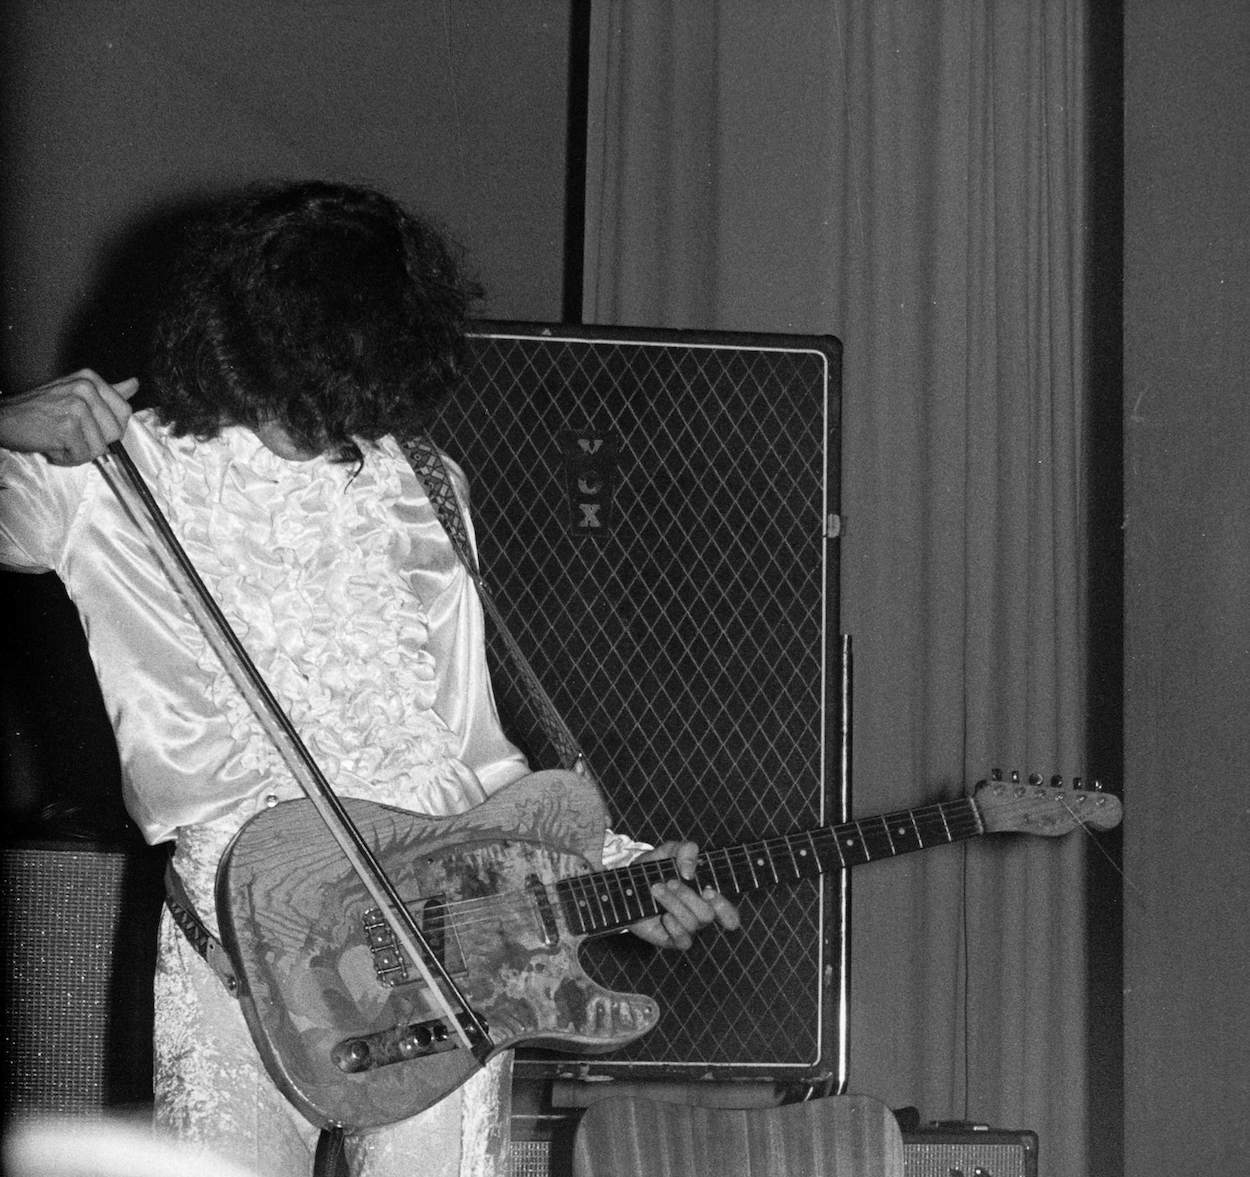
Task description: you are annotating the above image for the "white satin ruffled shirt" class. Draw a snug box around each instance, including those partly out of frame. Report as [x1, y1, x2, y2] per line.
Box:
[0, 410, 636, 858]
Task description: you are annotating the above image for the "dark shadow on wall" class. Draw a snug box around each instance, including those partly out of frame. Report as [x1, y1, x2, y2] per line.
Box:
[2, 191, 226, 844]
[1, 195, 221, 1115]
[58, 190, 230, 405]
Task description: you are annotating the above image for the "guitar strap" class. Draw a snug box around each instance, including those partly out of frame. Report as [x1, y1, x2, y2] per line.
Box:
[400, 433, 604, 789]
[162, 856, 240, 994]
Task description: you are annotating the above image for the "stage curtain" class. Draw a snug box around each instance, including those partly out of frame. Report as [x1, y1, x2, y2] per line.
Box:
[583, 4, 1094, 1176]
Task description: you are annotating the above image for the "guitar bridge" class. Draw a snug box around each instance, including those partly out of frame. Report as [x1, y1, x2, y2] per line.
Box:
[363, 895, 456, 988]
[331, 1010, 488, 1074]
[362, 906, 409, 986]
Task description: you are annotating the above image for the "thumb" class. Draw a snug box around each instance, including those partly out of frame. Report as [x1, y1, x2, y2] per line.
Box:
[113, 377, 140, 400]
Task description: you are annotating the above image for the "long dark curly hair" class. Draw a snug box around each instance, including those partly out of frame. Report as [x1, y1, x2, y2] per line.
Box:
[147, 180, 482, 463]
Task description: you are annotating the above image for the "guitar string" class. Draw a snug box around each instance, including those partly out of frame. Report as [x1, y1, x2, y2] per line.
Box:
[376, 786, 1098, 935]
[383, 800, 991, 940]
[391, 799, 994, 933]
[387, 790, 1117, 946]
[375, 793, 1116, 973]
[408, 801, 978, 919]
[1055, 791, 1142, 902]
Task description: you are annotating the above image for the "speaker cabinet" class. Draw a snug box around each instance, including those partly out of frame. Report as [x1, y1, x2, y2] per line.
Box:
[1, 843, 165, 1115]
[903, 1127, 1039, 1177]
[443, 323, 844, 1085]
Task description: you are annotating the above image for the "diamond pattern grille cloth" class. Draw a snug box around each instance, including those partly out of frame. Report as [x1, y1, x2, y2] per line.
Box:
[437, 328, 842, 1076]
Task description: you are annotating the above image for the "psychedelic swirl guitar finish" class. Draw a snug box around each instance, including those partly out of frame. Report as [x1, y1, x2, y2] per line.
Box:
[215, 768, 1121, 1130]
[215, 771, 653, 1130]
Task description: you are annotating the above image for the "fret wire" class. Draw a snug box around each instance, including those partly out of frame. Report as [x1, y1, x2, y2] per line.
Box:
[598, 866, 624, 926]
[583, 869, 610, 930]
[828, 827, 849, 869]
[731, 846, 754, 887]
[803, 830, 822, 877]
[572, 873, 600, 930]
[968, 798, 987, 835]
[617, 863, 647, 923]
[881, 812, 905, 849]
[704, 848, 726, 894]
[742, 843, 762, 891]
[760, 840, 780, 884]
[915, 808, 950, 845]
[847, 821, 868, 862]
[559, 876, 587, 935]
[576, 873, 602, 931]
[567, 798, 994, 927]
[784, 833, 804, 879]
[634, 861, 666, 924]
[600, 870, 625, 925]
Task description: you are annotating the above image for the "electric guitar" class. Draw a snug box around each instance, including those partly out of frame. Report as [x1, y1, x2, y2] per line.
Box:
[215, 769, 1120, 1129]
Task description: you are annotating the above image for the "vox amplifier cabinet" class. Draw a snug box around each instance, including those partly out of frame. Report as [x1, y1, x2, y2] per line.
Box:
[441, 323, 845, 1085]
[1, 843, 165, 1115]
[903, 1127, 1039, 1177]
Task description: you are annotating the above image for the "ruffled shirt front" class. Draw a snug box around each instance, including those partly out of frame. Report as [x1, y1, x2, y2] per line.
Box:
[0, 411, 528, 843]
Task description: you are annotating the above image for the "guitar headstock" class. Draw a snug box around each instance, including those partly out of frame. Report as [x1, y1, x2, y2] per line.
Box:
[973, 772, 1122, 836]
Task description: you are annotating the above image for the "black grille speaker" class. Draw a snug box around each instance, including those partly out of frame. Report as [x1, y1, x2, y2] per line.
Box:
[441, 323, 845, 1084]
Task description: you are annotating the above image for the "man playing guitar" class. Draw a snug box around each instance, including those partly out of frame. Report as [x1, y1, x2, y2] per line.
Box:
[0, 180, 740, 1177]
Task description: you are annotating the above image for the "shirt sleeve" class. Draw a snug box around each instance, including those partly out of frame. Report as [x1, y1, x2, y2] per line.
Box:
[0, 449, 88, 572]
[602, 828, 653, 867]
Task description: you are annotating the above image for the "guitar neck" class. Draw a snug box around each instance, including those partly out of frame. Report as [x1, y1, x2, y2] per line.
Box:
[557, 796, 985, 937]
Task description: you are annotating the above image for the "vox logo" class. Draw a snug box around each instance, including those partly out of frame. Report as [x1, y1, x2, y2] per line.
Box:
[559, 431, 618, 538]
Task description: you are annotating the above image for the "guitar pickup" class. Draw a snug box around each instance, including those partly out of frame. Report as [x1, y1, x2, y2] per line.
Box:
[526, 873, 559, 947]
[331, 1010, 488, 1074]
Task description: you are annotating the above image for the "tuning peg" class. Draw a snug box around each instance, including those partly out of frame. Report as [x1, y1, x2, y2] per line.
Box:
[1010, 769, 1021, 784]
[1051, 774, 1064, 787]
[1092, 778, 1104, 791]
[1073, 776, 1084, 789]
[1028, 773, 1043, 786]
[991, 767, 1003, 781]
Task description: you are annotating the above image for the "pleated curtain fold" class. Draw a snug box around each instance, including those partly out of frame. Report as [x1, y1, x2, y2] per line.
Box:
[582, 4, 1094, 1176]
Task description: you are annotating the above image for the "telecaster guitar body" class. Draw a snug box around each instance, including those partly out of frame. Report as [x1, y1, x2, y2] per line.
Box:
[216, 771, 657, 1131]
